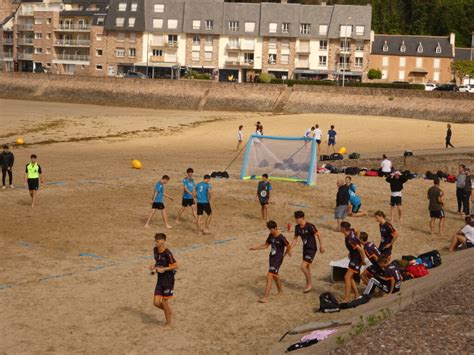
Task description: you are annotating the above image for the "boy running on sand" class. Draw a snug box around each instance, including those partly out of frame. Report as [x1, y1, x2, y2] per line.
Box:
[374, 210, 399, 259]
[149, 233, 178, 328]
[340, 222, 366, 302]
[25, 154, 43, 208]
[257, 174, 272, 222]
[196, 174, 212, 234]
[145, 175, 174, 229]
[249, 220, 291, 303]
[175, 168, 197, 224]
[359, 232, 383, 285]
[291, 211, 325, 293]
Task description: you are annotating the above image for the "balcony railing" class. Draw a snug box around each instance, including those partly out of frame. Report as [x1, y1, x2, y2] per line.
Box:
[165, 41, 178, 48]
[150, 56, 165, 62]
[55, 24, 91, 31]
[3, 38, 14, 45]
[337, 63, 350, 70]
[296, 46, 310, 54]
[296, 62, 310, 69]
[54, 39, 91, 47]
[226, 42, 240, 49]
[55, 53, 90, 62]
[17, 53, 33, 60]
[2, 52, 13, 58]
[338, 47, 351, 54]
[18, 38, 34, 45]
[17, 24, 34, 31]
[225, 60, 240, 66]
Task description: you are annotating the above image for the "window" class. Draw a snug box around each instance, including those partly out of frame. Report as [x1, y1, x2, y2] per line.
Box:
[46, 33, 51, 39]
[46, 63, 51, 67]
[168, 34, 177, 44]
[319, 25, 328, 36]
[340, 39, 350, 51]
[116, 17, 124, 27]
[436, 43, 442, 54]
[129, 48, 136, 57]
[300, 23, 310, 35]
[116, 32, 125, 41]
[153, 19, 163, 29]
[96, 33, 103, 41]
[118, 3, 126, 11]
[34, 18, 43, 25]
[97, 17, 104, 25]
[319, 55, 327, 66]
[340, 25, 352, 37]
[268, 38, 277, 49]
[129, 32, 136, 42]
[400, 41, 406, 53]
[154, 4, 164, 12]
[205, 35, 213, 45]
[280, 54, 289, 65]
[167, 19, 178, 29]
[128, 18, 135, 27]
[382, 40, 388, 52]
[355, 57, 363, 68]
[47, 18, 52, 24]
[399, 57, 405, 67]
[192, 51, 199, 61]
[355, 26, 364, 36]
[229, 21, 239, 32]
[433, 71, 440, 82]
[319, 40, 327, 50]
[192, 20, 200, 30]
[152, 49, 162, 56]
[96, 49, 103, 56]
[282, 23, 289, 33]
[244, 22, 255, 33]
[205, 51, 212, 61]
[416, 57, 423, 67]
[398, 70, 405, 80]
[382, 70, 388, 79]
[205, 20, 213, 30]
[34, 32, 42, 39]
[434, 58, 440, 69]
[45, 48, 50, 54]
[192, 34, 200, 45]
[355, 42, 364, 51]
[34, 47, 42, 54]
[268, 54, 277, 64]
[244, 52, 254, 64]
[417, 42, 423, 53]
[281, 39, 289, 49]
[131, 3, 137, 11]
[382, 56, 388, 66]
[116, 48, 125, 57]
[269, 23, 277, 33]
[96, 65, 103, 70]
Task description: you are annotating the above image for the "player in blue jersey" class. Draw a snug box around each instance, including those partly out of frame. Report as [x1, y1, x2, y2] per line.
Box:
[175, 168, 198, 225]
[196, 174, 212, 234]
[145, 175, 174, 229]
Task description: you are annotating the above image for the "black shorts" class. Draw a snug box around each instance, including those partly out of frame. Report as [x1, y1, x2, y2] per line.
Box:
[154, 281, 175, 298]
[365, 264, 384, 278]
[390, 196, 402, 206]
[269, 256, 283, 275]
[316, 139, 321, 144]
[197, 202, 212, 215]
[379, 246, 392, 257]
[430, 210, 445, 219]
[348, 259, 361, 273]
[303, 248, 317, 264]
[466, 241, 474, 249]
[376, 278, 401, 294]
[328, 138, 336, 146]
[182, 198, 194, 207]
[27, 178, 39, 191]
[152, 202, 165, 210]
[259, 199, 269, 206]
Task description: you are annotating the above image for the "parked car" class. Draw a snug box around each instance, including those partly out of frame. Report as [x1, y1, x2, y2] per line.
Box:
[423, 83, 437, 91]
[458, 85, 474, 93]
[433, 84, 459, 92]
[125, 71, 147, 79]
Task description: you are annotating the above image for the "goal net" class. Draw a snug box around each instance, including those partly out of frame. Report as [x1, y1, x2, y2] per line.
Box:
[240, 135, 318, 186]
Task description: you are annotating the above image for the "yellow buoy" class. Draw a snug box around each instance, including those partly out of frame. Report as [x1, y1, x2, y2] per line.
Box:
[131, 159, 142, 169]
[16, 138, 25, 145]
[338, 147, 347, 155]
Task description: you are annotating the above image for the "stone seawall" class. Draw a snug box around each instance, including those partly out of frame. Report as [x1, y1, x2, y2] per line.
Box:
[0, 73, 473, 122]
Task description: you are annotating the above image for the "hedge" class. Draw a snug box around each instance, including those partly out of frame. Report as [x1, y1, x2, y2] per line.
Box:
[269, 79, 424, 90]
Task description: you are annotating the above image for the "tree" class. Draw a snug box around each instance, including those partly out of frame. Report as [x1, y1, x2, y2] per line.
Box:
[452, 61, 474, 84]
[367, 68, 382, 80]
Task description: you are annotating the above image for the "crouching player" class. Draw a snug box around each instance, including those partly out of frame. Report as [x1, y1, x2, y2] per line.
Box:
[359, 232, 384, 285]
[149, 233, 178, 327]
[363, 256, 402, 296]
[249, 220, 291, 303]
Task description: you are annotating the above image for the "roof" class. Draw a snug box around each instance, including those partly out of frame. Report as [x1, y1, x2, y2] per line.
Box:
[372, 34, 453, 58]
[104, 0, 145, 32]
[182, 1, 224, 35]
[144, 0, 185, 33]
[327, 5, 372, 40]
[455, 47, 473, 62]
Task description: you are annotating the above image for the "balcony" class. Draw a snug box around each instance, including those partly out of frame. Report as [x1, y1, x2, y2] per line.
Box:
[338, 47, 351, 54]
[54, 39, 90, 47]
[17, 24, 34, 31]
[2, 52, 14, 59]
[225, 60, 240, 66]
[18, 38, 34, 46]
[55, 24, 91, 32]
[225, 42, 240, 50]
[242, 59, 254, 66]
[296, 61, 310, 69]
[17, 53, 33, 60]
[54, 53, 90, 63]
[337, 63, 350, 71]
[150, 56, 165, 62]
[296, 46, 310, 54]
[3, 38, 13, 45]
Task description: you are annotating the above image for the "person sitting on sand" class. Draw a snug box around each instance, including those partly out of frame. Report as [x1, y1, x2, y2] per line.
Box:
[380, 154, 392, 177]
[449, 215, 474, 251]
[359, 232, 383, 285]
[145, 175, 174, 229]
[348, 186, 367, 218]
[363, 256, 402, 296]
[249, 220, 291, 303]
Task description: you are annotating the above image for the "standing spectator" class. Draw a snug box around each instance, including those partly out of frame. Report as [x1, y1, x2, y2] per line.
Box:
[236, 125, 244, 151]
[314, 124, 322, 151]
[427, 177, 445, 237]
[25, 154, 43, 208]
[335, 180, 350, 230]
[380, 154, 392, 177]
[462, 167, 472, 216]
[327, 125, 337, 154]
[1, 145, 14, 189]
[445, 123, 454, 148]
[456, 165, 466, 214]
[385, 171, 408, 223]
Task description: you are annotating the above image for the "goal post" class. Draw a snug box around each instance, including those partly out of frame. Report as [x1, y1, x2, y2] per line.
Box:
[240, 134, 318, 186]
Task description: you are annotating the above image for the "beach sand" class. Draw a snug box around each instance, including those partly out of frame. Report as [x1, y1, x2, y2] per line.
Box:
[0, 99, 473, 353]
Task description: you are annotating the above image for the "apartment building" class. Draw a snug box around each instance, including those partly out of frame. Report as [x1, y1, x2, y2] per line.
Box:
[0, 15, 14, 72]
[369, 33, 455, 84]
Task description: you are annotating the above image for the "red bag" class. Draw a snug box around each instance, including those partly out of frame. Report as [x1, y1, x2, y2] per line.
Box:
[366, 170, 379, 177]
[447, 175, 457, 183]
[405, 264, 429, 278]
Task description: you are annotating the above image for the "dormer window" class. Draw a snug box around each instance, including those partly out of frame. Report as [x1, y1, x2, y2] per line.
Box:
[435, 42, 442, 54]
[382, 40, 388, 52]
[400, 41, 406, 53]
[417, 42, 423, 53]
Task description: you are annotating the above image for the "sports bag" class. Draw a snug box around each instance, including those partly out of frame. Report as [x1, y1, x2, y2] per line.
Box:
[366, 170, 378, 177]
[349, 152, 361, 160]
[425, 171, 437, 180]
[318, 292, 340, 313]
[345, 167, 360, 175]
[417, 250, 442, 269]
[447, 174, 456, 183]
[404, 150, 413, 157]
[437, 170, 448, 179]
[330, 153, 343, 161]
[339, 294, 370, 309]
[405, 264, 429, 278]
[320, 155, 331, 161]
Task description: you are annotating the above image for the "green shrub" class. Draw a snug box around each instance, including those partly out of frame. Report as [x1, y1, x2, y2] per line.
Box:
[270, 79, 336, 86]
[258, 73, 276, 83]
[368, 68, 382, 80]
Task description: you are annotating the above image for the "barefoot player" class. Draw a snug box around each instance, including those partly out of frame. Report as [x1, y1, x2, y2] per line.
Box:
[249, 220, 291, 303]
[145, 175, 174, 229]
[196, 174, 212, 234]
[374, 210, 399, 259]
[291, 211, 325, 293]
[175, 168, 197, 224]
[149, 233, 178, 327]
[257, 174, 272, 222]
[25, 154, 43, 207]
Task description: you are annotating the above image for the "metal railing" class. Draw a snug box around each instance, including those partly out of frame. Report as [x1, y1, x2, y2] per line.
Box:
[18, 38, 34, 45]
[2, 52, 13, 58]
[17, 53, 33, 60]
[55, 53, 90, 61]
[150, 56, 165, 62]
[226, 42, 240, 49]
[296, 46, 310, 53]
[225, 60, 240, 65]
[55, 39, 91, 46]
[55, 24, 91, 31]
[165, 41, 178, 48]
[17, 24, 34, 31]
[3, 38, 13, 45]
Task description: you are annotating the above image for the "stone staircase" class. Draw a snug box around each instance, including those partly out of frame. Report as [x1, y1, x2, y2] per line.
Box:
[272, 87, 292, 113]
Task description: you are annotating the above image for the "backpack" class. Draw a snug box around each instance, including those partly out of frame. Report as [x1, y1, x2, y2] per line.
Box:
[417, 250, 442, 269]
[320, 155, 331, 161]
[349, 152, 361, 160]
[210, 171, 217, 178]
[447, 174, 456, 183]
[318, 292, 340, 313]
[221, 171, 229, 179]
[366, 170, 378, 177]
[437, 170, 448, 179]
[330, 153, 344, 161]
[345, 167, 360, 176]
[402, 170, 414, 180]
[404, 150, 413, 157]
[425, 171, 437, 180]
[405, 264, 429, 278]
[339, 294, 370, 309]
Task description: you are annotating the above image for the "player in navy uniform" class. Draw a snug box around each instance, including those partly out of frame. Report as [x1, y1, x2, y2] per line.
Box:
[149, 233, 178, 327]
[291, 211, 325, 293]
[257, 174, 272, 222]
[175, 168, 198, 225]
[340, 222, 366, 302]
[249, 220, 291, 303]
[363, 256, 402, 296]
[359, 232, 384, 285]
[375, 210, 399, 259]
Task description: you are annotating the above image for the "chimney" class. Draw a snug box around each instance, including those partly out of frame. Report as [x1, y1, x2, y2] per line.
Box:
[449, 32, 456, 57]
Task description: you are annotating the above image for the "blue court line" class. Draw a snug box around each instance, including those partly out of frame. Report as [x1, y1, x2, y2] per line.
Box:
[87, 263, 118, 272]
[39, 272, 75, 282]
[0, 284, 13, 290]
[214, 237, 237, 245]
[79, 253, 104, 259]
[45, 181, 66, 186]
[18, 241, 31, 248]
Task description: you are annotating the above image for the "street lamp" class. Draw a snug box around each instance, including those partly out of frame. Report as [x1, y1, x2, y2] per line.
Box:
[342, 16, 352, 87]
